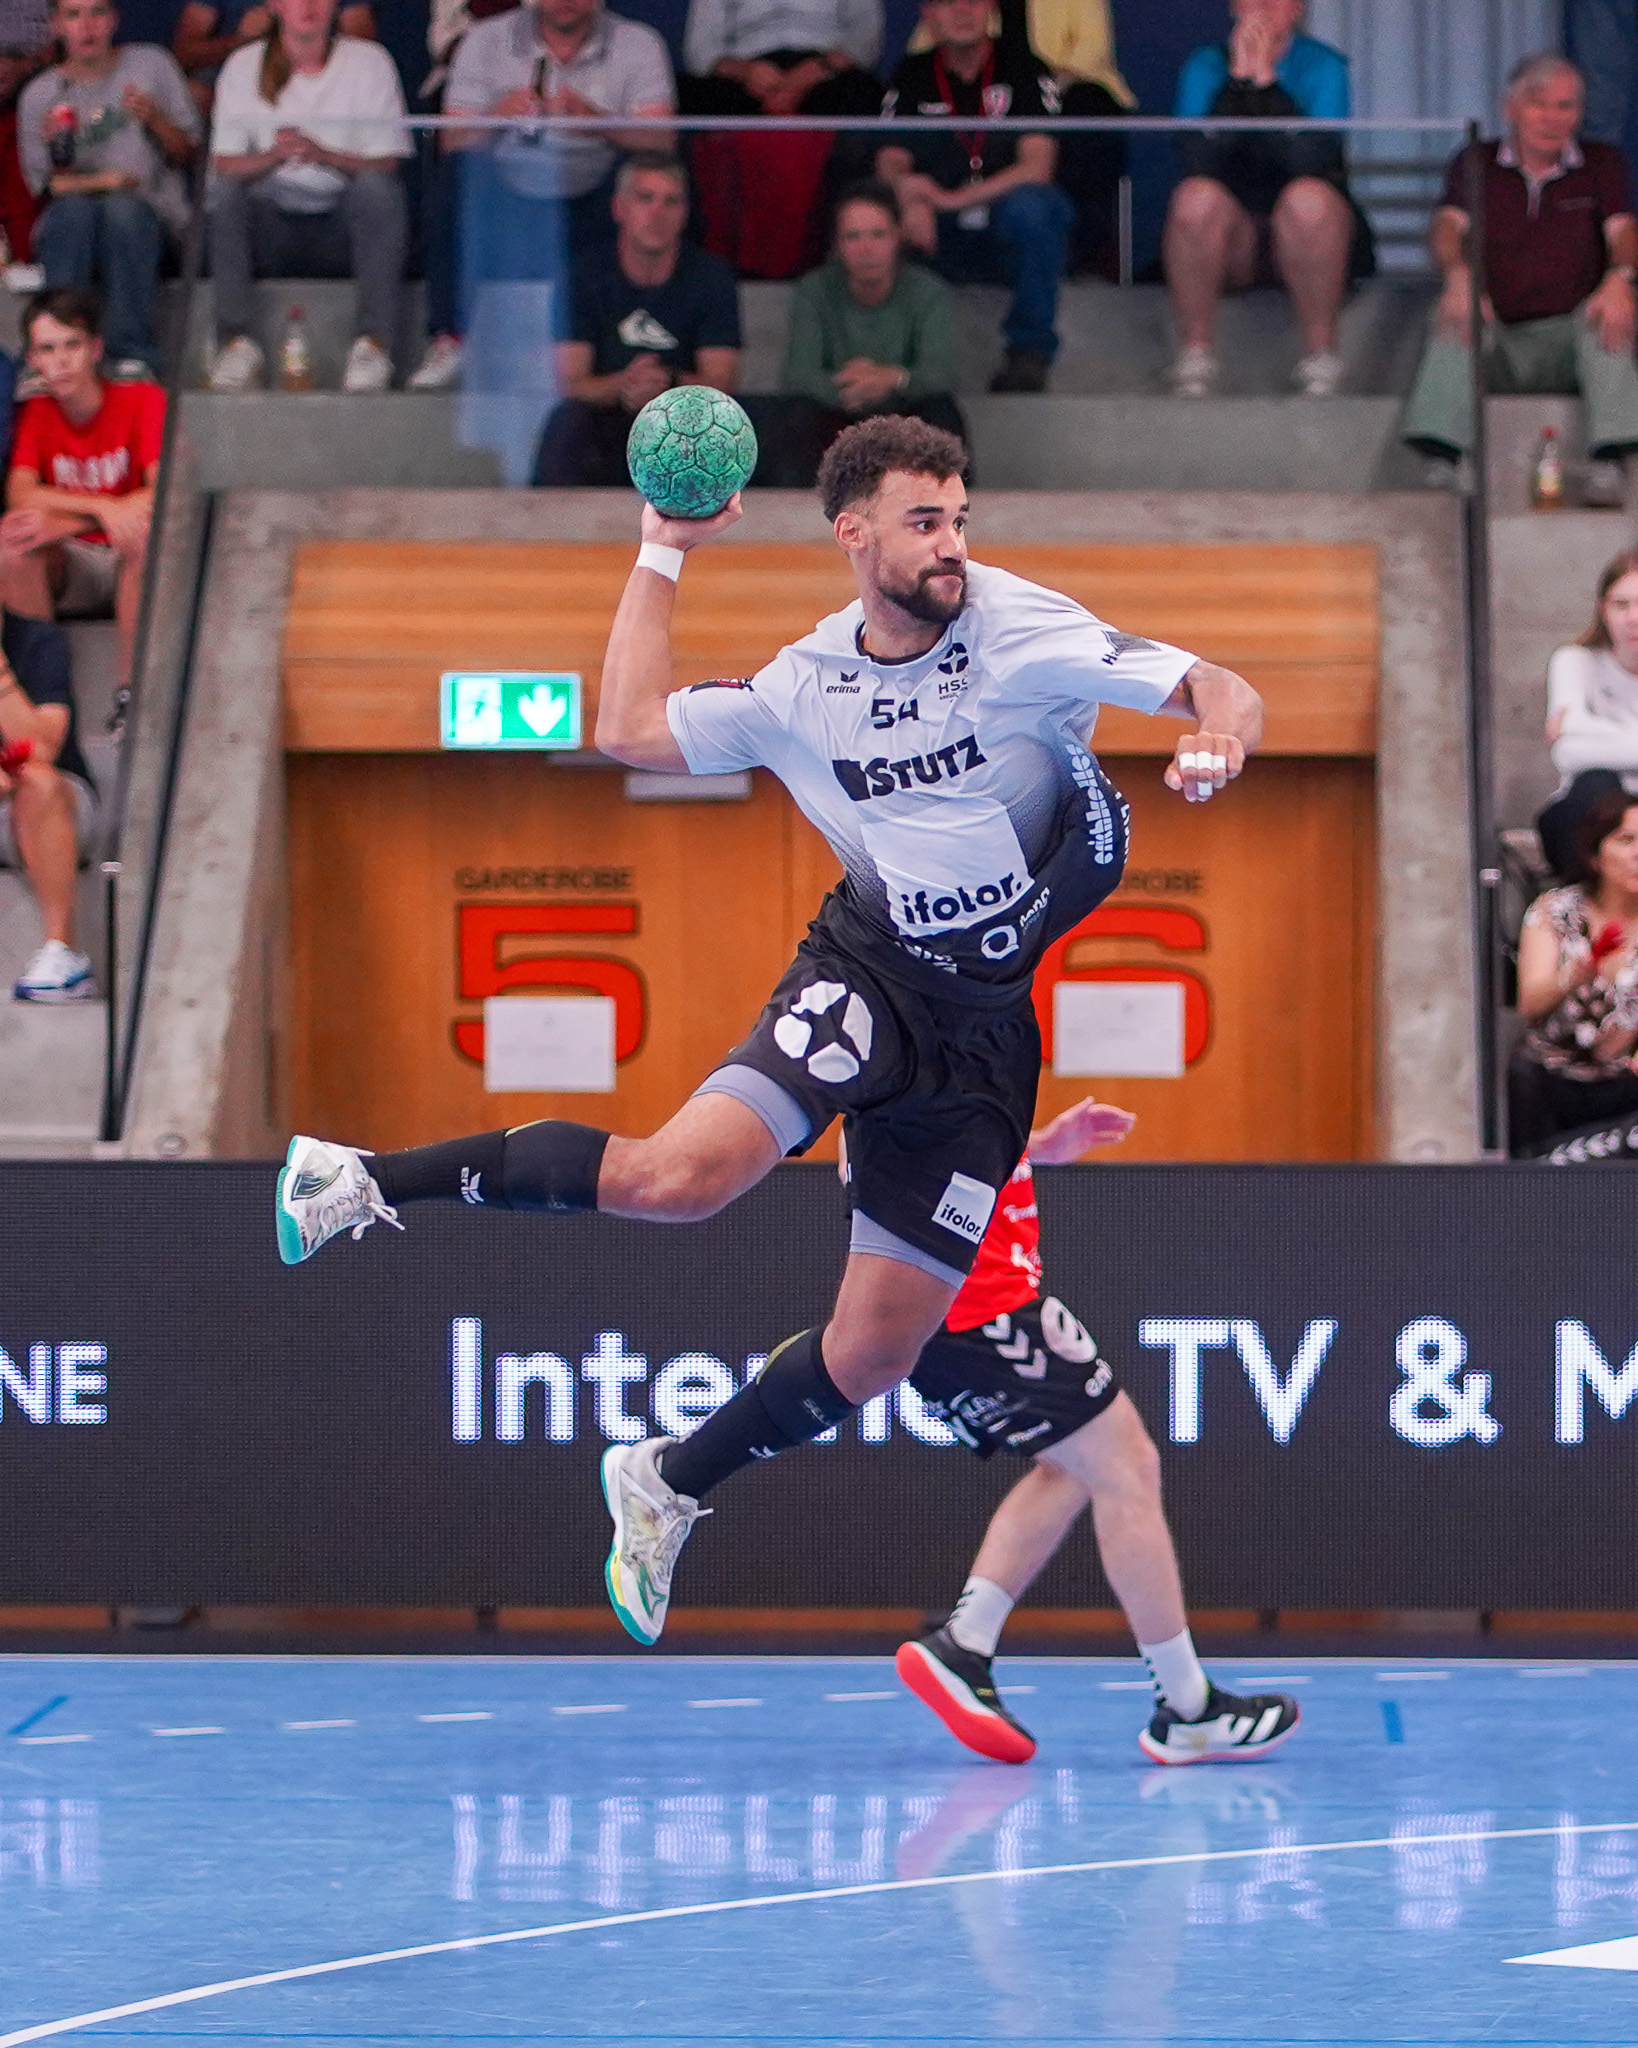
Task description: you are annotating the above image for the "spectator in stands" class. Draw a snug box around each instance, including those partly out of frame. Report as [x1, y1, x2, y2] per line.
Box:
[0, 0, 54, 273]
[1511, 786, 1638, 1154]
[902, 0, 1131, 276]
[532, 150, 737, 485]
[414, 0, 674, 395]
[0, 609, 96, 1002]
[777, 179, 963, 481]
[1163, 0, 1367, 399]
[18, 0, 199, 381]
[1567, 0, 1637, 151]
[1402, 54, 1638, 506]
[877, 0, 1071, 394]
[206, 0, 412, 395]
[0, 288, 161, 691]
[172, 0, 373, 114]
[1536, 550, 1638, 880]
[678, 0, 881, 118]
[403, 0, 509, 391]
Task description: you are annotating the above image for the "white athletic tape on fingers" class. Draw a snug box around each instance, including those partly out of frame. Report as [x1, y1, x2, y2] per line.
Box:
[1195, 780, 1213, 801]
[637, 542, 685, 582]
[1210, 755, 1227, 776]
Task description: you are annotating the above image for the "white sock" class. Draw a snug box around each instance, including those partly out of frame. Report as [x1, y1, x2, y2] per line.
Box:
[947, 1576, 1014, 1658]
[1138, 1627, 1210, 1721]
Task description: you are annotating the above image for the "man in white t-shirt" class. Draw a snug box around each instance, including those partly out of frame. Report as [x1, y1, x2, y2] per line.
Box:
[206, 0, 411, 393]
[273, 414, 1264, 1648]
[407, 0, 673, 394]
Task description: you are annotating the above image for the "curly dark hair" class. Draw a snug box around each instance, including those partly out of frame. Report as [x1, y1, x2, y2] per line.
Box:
[816, 415, 968, 522]
[1570, 786, 1638, 885]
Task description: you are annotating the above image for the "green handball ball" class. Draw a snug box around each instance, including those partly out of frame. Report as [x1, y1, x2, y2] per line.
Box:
[626, 386, 758, 519]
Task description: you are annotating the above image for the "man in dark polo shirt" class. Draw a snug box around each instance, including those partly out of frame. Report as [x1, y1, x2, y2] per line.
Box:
[876, 0, 1073, 394]
[532, 152, 741, 487]
[1402, 52, 1638, 504]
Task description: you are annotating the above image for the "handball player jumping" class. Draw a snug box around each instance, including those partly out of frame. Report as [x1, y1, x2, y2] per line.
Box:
[276, 415, 1263, 1649]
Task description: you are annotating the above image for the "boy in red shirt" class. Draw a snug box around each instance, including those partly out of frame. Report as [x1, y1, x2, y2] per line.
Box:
[1, 285, 165, 687]
[891, 1095, 1301, 1768]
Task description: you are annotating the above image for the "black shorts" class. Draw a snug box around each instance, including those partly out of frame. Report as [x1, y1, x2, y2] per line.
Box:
[910, 1296, 1121, 1459]
[711, 913, 1040, 1277]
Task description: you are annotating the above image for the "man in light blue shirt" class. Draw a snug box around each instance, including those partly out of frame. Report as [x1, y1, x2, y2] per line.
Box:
[1162, 0, 1369, 400]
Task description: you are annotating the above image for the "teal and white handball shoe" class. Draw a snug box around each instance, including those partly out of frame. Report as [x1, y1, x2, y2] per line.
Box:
[601, 1438, 708, 1645]
[276, 1134, 403, 1265]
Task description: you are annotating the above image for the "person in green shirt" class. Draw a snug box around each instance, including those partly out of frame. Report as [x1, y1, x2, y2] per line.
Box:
[774, 179, 967, 485]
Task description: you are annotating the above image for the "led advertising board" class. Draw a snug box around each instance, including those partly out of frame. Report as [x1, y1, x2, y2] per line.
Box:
[0, 1164, 1630, 1608]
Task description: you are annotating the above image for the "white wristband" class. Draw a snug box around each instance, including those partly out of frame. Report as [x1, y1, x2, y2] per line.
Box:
[636, 542, 685, 582]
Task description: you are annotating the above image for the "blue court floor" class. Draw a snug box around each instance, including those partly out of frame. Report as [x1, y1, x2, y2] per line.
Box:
[2, 1654, 1637, 2046]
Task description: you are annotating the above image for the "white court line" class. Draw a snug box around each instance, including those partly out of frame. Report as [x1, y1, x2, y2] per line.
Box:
[1099, 1680, 1152, 1691]
[17, 1734, 90, 1746]
[824, 1692, 895, 1702]
[149, 1728, 224, 1738]
[1512, 1933, 1638, 1970]
[417, 1713, 493, 1723]
[1517, 1668, 1591, 1679]
[1235, 1676, 1312, 1686]
[1007, 1686, 1037, 1695]
[688, 1698, 763, 1709]
[552, 1705, 626, 1717]
[282, 1721, 356, 1731]
[2, 1819, 1631, 2048]
[1376, 1671, 1448, 1681]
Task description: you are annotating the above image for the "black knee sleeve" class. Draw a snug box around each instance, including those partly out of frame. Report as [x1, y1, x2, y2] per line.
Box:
[756, 1327, 856, 1440]
[501, 1120, 610, 1213]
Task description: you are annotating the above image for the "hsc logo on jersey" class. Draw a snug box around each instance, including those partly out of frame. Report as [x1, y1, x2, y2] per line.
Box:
[832, 736, 986, 801]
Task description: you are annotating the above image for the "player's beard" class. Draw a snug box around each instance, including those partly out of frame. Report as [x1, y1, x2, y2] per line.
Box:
[879, 558, 967, 627]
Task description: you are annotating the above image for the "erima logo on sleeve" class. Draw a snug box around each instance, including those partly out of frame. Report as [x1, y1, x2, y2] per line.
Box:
[933, 1171, 997, 1243]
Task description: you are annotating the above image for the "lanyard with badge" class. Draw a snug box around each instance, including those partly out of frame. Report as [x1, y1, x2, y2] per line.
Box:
[932, 44, 994, 230]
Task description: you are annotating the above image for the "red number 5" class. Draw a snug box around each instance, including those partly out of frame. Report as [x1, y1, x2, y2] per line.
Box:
[453, 903, 647, 1066]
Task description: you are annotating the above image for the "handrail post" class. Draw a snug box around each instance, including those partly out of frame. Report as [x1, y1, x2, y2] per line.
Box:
[1463, 118, 1503, 1157]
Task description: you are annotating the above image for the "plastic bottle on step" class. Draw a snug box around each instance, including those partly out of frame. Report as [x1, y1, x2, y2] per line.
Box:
[1531, 425, 1565, 510]
[279, 305, 314, 392]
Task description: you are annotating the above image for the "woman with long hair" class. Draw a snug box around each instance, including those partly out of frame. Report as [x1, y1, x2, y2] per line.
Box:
[1536, 547, 1638, 878]
[1511, 785, 1638, 1154]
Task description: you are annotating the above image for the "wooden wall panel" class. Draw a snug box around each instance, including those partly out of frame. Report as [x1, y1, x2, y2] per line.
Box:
[287, 758, 801, 1149]
[284, 540, 1377, 756]
[288, 754, 1372, 1164]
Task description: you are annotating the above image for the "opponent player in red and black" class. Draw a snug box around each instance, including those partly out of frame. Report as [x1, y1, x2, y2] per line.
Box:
[895, 1095, 1301, 1767]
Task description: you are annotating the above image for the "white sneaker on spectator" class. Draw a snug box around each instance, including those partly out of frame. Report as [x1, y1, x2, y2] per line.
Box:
[1168, 345, 1217, 398]
[14, 940, 95, 1003]
[1293, 349, 1346, 397]
[342, 336, 393, 393]
[407, 335, 463, 390]
[209, 335, 265, 393]
[106, 358, 156, 383]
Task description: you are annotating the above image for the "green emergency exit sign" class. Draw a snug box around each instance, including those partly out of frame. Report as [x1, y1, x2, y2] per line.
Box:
[440, 672, 583, 751]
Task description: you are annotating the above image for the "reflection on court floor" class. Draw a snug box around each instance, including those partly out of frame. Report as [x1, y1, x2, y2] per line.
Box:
[1, 1655, 1636, 2044]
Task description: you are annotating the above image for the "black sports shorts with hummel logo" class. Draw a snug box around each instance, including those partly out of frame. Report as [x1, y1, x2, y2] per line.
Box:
[910, 1297, 1122, 1459]
[717, 896, 1040, 1276]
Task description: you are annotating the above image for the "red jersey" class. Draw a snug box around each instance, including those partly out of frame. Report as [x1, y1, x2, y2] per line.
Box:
[10, 383, 166, 544]
[945, 1158, 1041, 1332]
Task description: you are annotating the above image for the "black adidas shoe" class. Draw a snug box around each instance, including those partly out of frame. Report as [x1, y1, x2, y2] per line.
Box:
[896, 1626, 1037, 1764]
[1138, 1682, 1300, 1766]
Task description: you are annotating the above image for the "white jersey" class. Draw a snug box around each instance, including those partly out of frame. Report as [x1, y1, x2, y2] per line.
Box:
[666, 560, 1197, 991]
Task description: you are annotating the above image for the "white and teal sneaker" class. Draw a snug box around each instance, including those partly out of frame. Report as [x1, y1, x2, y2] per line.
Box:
[601, 1438, 708, 1645]
[276, 1134, 403, 1266]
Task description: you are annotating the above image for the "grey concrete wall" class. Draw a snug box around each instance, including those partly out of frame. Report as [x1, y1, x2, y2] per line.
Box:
[119, 487, 1474, 1162]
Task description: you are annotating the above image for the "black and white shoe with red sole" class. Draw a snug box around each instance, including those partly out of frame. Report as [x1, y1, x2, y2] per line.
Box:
[895, 1626, 1037, 1764]
[1138, 1683, 1301, 1765]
